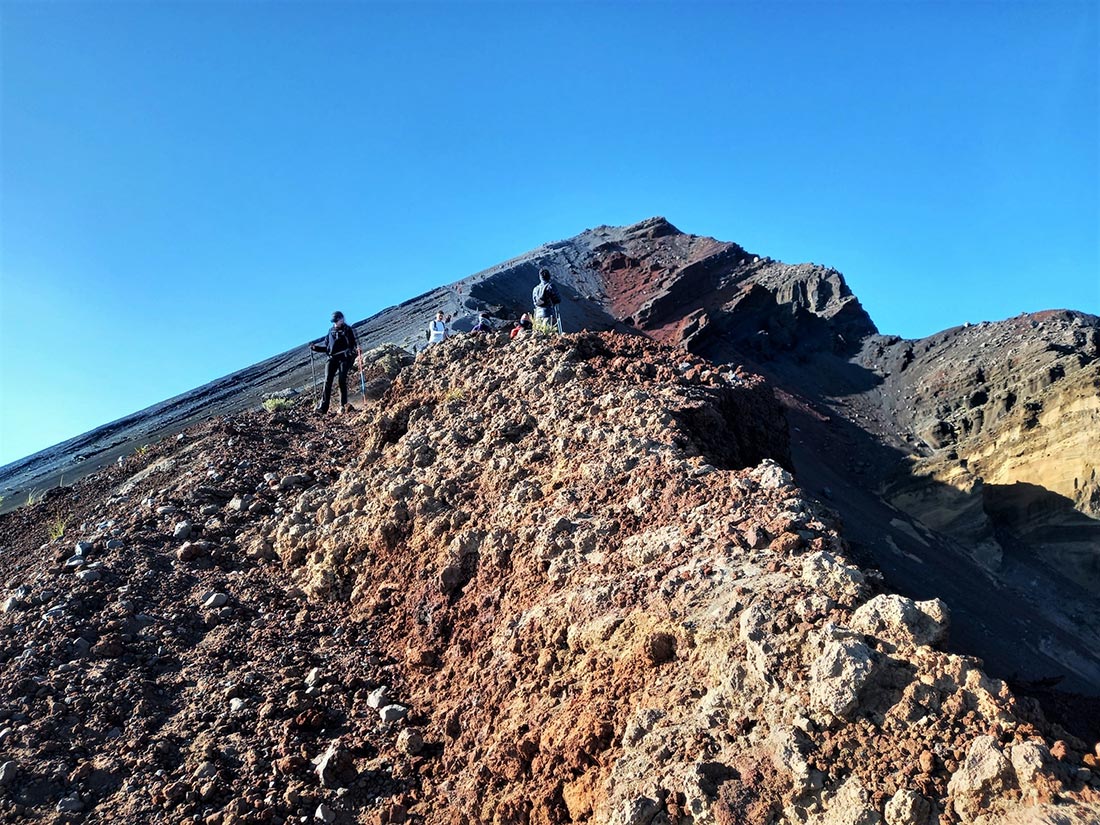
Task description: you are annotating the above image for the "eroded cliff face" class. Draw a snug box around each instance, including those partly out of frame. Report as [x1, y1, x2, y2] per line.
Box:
[868, 311, 1100, 585]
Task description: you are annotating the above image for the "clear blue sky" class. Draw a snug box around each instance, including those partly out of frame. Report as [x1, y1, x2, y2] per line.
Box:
[1, 1, 1097, 466]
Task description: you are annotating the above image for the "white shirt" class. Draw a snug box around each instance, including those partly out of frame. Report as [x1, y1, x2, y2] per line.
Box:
[429, 319, 447, 343]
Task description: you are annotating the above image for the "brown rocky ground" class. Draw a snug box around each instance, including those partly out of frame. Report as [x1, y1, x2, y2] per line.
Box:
[3, 331, 1097, 824]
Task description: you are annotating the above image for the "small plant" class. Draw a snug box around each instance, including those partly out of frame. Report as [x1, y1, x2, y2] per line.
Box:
[25, 488, 43, 506]
[444, 387, 465, 403]
[47, 516, 69, 541]
[134, 444, 150, 458]
[263, 397, 297, 412]
[532, 318, 558, 337]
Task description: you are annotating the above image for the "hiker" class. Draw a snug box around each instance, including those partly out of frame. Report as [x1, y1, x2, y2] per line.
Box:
[471, 312, 492, 334]
[310, 311, 358, 414]
[532, 268, 562, 329]
[428, 311, 448, 345]
[510, 313, 533, 339]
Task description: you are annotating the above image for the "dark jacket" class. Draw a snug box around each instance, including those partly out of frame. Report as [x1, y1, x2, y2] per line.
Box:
[532, 282, 561, 309]
[312, 323, 358, 360]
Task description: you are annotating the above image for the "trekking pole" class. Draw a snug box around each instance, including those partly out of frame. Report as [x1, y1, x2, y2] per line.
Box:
[356, 346, 367, 404]
[309, 349, 318, 401]
[555, 306, 563, 335]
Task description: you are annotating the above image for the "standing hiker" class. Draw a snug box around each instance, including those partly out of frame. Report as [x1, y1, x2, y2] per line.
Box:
[428, 311, 448, 345]
[310, 311, 358, 415]
[532, 268, 562, 330]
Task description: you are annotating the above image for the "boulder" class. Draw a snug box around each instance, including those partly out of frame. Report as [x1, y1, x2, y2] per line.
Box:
[850, 595, 949, 649]
[947, 735, 1015, 819]
[809, 630, 876, 719]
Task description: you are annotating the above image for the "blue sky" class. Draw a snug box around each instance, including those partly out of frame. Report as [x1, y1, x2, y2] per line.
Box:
[1, 1, 1097, 466]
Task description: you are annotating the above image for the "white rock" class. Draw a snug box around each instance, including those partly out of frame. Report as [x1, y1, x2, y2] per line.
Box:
[201, 592, 228, 609]
[769, 727, 816, 794]
[173, 521, 192, 540]
[106, 539, 124, 549]
[809, 634, 876, 719]
[751, 459, 794, 490]
[884, 789, 931, 825]
[609, 796, 661, 825]
[1009, 741, 1049, 788]
[801, 551, 867, 607]
[813, 777, 880, 825]
[315, 804, 336, 824]
[850, 595, 949, 649]
[74, 541, 93, 555]
[740, 602, 781, 686]
[75, 568, 101, 583]
[379, 704, 408, 723]
[2, 597, 20, 613]
[366, 686, 391, 709]
[229, 698, 246, 713]
[947, 735, 1015, 819]
[0, 761, 16, 785]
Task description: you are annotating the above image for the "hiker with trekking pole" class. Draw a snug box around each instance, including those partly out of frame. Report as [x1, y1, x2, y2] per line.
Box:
[532, 268, 562, 333]
[309, 311, 359, 415]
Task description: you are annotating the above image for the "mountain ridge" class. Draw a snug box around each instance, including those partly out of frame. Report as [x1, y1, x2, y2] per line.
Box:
[2, 218, 1097, 698]
[1, 330, 1099, 823]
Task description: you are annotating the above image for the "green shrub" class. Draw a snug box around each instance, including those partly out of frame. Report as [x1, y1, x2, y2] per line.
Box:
[47, 516, 69, 541]
[263, 397, 297, 412]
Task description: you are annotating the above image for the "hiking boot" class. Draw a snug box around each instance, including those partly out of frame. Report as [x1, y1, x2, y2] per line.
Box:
[315, 403, 328, 414]
[340, 404, 356, 415]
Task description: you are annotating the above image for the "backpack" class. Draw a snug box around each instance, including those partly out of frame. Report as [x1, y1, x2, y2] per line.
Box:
[534, 282, 559, 308]
[334, 326, 356, 357]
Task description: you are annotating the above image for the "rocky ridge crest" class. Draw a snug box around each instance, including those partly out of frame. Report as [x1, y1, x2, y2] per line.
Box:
[4, 333, 1096, 823]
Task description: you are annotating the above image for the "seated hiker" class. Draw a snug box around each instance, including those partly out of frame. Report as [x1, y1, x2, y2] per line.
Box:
[428, 311, 448, 345]
[510, 313, 533, 339]
[310, 311, 358, 415]
[471, 312, 493, 334]
[532, 268, 562, 330]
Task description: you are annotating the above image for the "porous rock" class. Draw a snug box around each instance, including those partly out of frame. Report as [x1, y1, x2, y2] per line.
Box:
[850, 594, 949, 649]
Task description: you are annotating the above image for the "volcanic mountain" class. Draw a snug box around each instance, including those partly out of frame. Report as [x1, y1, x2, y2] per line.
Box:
[4, 217, 1096, 693]
[0, 218, 1098, 824]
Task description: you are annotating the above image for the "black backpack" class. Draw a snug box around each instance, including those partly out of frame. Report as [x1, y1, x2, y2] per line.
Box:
[335, 326, 356, 357]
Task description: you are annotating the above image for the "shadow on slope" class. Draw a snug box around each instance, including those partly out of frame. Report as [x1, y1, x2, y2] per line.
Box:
[690, 336, 1100, 699]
